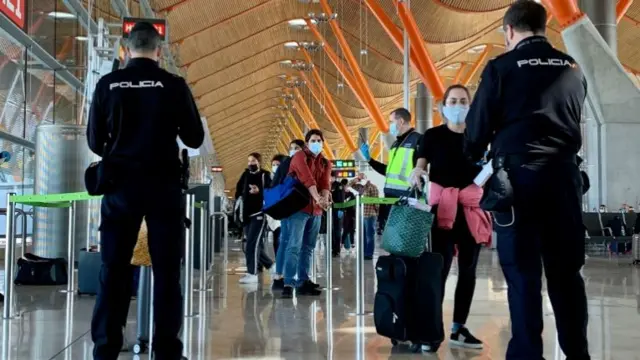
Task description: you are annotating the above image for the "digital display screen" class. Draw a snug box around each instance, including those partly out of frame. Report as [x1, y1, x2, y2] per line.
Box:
[332, 170, 355, 179]
[122, 18, 167, 40]
[331, 160, 356, 169]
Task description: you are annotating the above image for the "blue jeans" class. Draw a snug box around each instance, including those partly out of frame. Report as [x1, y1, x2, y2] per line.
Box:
[283, 211, 321, 287]
[363, 216, 376, 257]
[275, 220, 289, 276]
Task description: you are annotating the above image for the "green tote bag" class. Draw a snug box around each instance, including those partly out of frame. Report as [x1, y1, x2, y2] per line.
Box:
[381, 184, 434, 258]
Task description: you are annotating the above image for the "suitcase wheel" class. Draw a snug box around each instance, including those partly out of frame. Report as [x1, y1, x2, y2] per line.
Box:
[390, 339, 398, 346]
[132, 342, 148, 354]
[409, 344, 422, 353]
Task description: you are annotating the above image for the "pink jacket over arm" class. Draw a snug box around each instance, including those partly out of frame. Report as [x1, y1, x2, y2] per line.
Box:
[428, 182, 492, 245]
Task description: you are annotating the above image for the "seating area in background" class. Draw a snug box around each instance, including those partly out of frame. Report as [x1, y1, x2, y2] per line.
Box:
[583, 212, 638, 254]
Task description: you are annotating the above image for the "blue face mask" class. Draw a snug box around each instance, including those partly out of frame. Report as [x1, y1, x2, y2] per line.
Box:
[442, 105, 469, 125]
[289, 149, 297, 157]
[309, 142, 323, 155]
[389, 122, 399, 137]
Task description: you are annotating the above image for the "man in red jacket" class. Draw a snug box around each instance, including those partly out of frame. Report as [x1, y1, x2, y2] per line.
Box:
[280, 129, 333, 299]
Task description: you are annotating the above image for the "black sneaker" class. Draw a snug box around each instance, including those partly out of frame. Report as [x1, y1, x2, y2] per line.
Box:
[450, 327, 483, 349]
[304, 280, 321, 289]
[272, 278, 284, 290]
[297, 281, 322, 296]
[281, 286, 293, 299]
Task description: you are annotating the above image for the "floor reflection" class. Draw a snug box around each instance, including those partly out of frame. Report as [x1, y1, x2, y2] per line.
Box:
[0, 245, 638, 359]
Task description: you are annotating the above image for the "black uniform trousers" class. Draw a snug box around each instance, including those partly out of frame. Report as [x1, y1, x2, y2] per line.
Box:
[431, 207, 481, 326]
[91, 182, 184, 360]
[493, 163, 590, 360]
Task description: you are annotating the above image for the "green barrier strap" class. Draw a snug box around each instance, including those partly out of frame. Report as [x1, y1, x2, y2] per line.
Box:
[332, 197, 400, 209]
[10, 192, 102, 207]
[333, 199, 356, 209]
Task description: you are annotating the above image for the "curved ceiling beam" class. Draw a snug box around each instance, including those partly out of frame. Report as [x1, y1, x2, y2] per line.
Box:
[180, 17, 404, 73]
[209, 110, 277, 135]
[190, 44, 403, 97]
[169, 1, 272, 43]
[431, 0, 511, 13]
[393, 0, 446, 100]
[211, 113, 278, 136]
[195, 62, 287, 99]
[217, 139, 271, 155]
[198, 77, 281, 109]
[216, 138, 272, 155]
[188, 42, 291, 84]
[308, 8, 388, 133]
[206, 92, 281, 119]
[205, 97, 277, 119]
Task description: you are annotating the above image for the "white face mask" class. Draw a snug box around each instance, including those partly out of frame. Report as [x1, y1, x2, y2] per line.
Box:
[272, 165, 278, 173]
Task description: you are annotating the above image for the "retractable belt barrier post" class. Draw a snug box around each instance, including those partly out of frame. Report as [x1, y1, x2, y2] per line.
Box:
[196, 201, 212, 292]
[183, 194, 196, 318]
[210, 212, 229, 272]
[332, 195, 402, 317]
[61, 202, 77, 294]
[3, 193, 16, 319]
[354, 194, 365, 316]
[326, 207, 333, 290]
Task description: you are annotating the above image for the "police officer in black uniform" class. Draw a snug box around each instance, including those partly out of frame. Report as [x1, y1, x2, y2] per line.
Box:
[464, 2, 590, 359]
[88, 22, 204, 360]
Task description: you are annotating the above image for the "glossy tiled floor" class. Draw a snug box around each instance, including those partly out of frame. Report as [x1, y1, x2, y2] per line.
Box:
[1, 238, 640, 360]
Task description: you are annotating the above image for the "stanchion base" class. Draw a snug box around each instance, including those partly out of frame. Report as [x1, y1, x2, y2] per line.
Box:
[321, 286, 341, 291]
[59, 289, 76, 294]
[348, 311, 374, 317]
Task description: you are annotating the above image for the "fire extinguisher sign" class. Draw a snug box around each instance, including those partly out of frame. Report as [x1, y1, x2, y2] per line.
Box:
[0, 0, 25, 29]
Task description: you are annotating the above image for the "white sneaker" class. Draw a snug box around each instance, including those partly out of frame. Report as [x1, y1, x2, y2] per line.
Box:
[239, 274, 259, 284]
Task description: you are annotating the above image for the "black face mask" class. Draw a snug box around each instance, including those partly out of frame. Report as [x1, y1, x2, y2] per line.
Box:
[248, 164, 258, 172]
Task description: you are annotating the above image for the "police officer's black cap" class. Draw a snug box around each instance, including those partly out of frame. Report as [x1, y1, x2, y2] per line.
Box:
[131, 21, 159, 36]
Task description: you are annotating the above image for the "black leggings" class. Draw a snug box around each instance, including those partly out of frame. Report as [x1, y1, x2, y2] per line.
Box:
[244, 215, 272, 275]
[431, 207, 481, 325]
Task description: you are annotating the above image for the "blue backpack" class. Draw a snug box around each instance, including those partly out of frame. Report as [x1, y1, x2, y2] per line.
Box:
[262, 153, 327, 219]
[262, 175, 310, 220]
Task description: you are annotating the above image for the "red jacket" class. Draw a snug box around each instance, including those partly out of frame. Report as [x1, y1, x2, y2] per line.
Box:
[428, 182, 492, 245]
[288, 148, 332, 216]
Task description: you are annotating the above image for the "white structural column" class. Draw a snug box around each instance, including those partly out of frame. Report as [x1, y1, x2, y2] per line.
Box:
[562, 12, 640, 209]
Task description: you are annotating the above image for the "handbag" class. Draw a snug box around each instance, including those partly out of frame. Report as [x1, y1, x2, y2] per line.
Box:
[381, 183, 434, 258]
[14, 253, 68, 285]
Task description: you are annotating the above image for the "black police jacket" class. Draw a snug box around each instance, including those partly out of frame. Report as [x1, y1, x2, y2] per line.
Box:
[87, 57, 205, 182]
[464, 36, 587, 163]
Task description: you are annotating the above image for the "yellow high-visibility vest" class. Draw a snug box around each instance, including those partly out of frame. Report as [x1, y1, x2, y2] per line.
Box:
[384, 131, 421, 193]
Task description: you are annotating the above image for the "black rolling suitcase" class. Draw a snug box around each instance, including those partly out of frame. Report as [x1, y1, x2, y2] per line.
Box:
[374, 252, 444, 351]
[374, 255, 411, 342]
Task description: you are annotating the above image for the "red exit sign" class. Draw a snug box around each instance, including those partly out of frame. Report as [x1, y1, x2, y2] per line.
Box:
[0, 0, 25, 29]
[122, 18, 167, 41]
